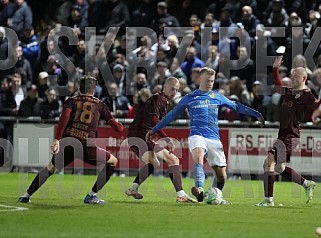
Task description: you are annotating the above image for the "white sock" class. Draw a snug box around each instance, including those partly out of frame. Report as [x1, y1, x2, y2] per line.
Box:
[176, 190, 186, 197]
[89, 191, 96, 196]
[302, 179, 308, 188]
[132, 183, 139, 191]
[22, 193, 30, 198]
[265, 197, 273, 202]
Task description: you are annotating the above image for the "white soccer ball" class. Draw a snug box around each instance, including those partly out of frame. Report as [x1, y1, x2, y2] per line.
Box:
[204, 187, 223, 205]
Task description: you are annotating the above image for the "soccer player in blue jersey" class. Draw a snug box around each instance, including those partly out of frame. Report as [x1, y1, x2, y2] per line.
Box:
[146, 67, 265, 203]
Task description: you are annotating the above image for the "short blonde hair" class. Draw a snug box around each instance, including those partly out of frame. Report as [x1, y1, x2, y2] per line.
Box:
[199, 67, 216, 75]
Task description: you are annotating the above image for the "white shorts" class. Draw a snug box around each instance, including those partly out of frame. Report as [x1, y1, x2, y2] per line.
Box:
[188, 135, 227, 167]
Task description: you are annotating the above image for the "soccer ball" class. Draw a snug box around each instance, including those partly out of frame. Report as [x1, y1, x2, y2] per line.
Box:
[204, 187, 223, 205]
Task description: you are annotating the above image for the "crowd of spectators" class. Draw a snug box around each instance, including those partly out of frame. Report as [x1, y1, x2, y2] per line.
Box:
[1, 0, 321, 127]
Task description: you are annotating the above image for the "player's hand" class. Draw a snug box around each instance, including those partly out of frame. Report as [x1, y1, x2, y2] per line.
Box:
[273, 56, 283, 68]
[51, 139, 60, 154]
[257, 115, 265, 128]
[165, 140, 175, 154]
[145, 130, 156, 142]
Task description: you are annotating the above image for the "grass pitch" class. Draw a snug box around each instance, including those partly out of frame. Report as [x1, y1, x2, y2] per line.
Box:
[0, 172, 320, 238]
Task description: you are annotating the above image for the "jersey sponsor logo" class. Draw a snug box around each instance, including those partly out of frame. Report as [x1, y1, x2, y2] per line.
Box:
[209, 93, 215, 98]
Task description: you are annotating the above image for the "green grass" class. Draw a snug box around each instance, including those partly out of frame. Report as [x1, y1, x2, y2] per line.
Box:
[0, 172, 321, 238]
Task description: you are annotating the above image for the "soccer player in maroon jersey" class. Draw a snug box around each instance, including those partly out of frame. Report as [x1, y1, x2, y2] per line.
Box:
[18, 75, 124, 204]
[125, 77, 197, 203]
[256, 56, 320, 206]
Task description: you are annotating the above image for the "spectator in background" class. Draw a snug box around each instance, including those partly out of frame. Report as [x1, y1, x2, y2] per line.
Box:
[102, 82, 130, 118]
[150, 1, 180, 36]
[181, 46, 204, 85]
[40, 87, 62, 119]
[67, 4, 86, 37]
[189, 67, 201, 90]
[0, 76, 16, 167]
[189, 14, 202, 43]
[10, 73, 25, 110]
[131, 0, 156, 27]
[229, 76, 251, 106]
[127, 87, 152, 119]
[266, 0, 289, 47]
[129, 72, 150, 97]
[150, 61, 171, 90]
[9, 0, 33, 37]
[205, 45, 220, 70]
[170, 57, 187, 80]
[37, 71, 49, 99]
[104, 0, 130, 31]
[251, 80, 271, 120]
[18, 84, 42, 117]
[87, 0, 105, 31]
[231, 46, 255, 92]
[0, 0, 16, 27]
[12, 45, 32, 84]
[19, 27, 39, 81]
[267, 77, 291, 122]
[251, 24, 277, 72]
[0, 27, 11, 79]
[241, 5, 261, 38]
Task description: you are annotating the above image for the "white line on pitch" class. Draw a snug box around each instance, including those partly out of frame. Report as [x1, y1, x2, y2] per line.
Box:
[0, 204, 29, 211]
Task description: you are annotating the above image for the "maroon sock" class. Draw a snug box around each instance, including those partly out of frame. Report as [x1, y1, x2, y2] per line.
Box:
[168, 165, 183, 192]
[133, 163, 154, 185]
[27, 167, 53, 196]
[281, 166, 305, 185]
[263, 171, 275, 197]
[92, 164, 114, 193]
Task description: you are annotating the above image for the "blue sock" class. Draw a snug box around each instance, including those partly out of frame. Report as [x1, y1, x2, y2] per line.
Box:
[194, 163, 205, 188]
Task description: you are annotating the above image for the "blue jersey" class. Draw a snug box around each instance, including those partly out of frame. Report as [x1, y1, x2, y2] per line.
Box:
[152, 89, 261, 140]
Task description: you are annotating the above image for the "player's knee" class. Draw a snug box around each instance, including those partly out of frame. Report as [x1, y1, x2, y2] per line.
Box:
[274, 163, 285, 174]
[47, 162, 56, 173]
[165, 154, 179, 166]
[107, 156, 118, 166]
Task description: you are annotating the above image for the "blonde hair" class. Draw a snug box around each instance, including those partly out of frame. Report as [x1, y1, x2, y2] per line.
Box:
[199, 67, 216, 75]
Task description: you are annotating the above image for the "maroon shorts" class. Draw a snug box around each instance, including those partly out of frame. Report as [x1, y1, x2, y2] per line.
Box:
[51, 137, 111, 169]
[127, 137, 164, 159]
[269, 138, 300, 164]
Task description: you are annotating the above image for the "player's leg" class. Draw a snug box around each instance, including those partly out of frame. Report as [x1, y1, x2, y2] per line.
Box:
[207, 140, 231, 204]
[126, 139, 159, 199]
[256, 150, 276, 206]
[155, 148, 197, 203]
[18, 161, 56, 203]
[212, 166, 227, 191]
[84, 148, 117, 204]
[276, 162, 316, 203]
[206, 139, 227, 191]
[126, 150, 159, 199]
[189, 147, 206, 202]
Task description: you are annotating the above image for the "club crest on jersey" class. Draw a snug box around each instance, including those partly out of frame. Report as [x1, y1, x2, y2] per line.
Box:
[205, 99, 210, 104]
[209, 93, 215, 98]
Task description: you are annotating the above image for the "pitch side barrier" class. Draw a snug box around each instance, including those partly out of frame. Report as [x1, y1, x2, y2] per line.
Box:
[0, 117, 320, 178]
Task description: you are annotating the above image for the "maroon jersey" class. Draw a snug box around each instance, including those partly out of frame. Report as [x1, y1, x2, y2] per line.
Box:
[62, 95, 112, 140]
[278, 87, 319, 141]
[128, 92, 168, 139]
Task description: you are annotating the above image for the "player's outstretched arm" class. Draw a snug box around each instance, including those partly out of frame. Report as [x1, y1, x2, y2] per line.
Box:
[108, 118, 124, 132]
[273, 55, 283, 69]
